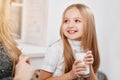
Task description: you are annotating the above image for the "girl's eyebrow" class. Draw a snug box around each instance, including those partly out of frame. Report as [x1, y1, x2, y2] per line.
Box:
[63, 17, 68, 19]
[63, 17, 82, 19]
[75, 17, 82, 19]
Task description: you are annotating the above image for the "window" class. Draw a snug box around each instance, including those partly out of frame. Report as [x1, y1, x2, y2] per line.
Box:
[11, 0, 23, 39]
[11, 0, 48, 46]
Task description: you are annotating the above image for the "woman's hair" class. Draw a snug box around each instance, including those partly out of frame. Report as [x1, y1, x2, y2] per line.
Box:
[0, 0, 21, 75]
[60, 3, 100, 80]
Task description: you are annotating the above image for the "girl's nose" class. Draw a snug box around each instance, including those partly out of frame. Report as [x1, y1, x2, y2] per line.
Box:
[68, 22, 74, 28]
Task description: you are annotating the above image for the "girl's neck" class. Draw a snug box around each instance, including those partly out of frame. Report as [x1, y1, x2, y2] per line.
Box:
[68, 39, 81, 46]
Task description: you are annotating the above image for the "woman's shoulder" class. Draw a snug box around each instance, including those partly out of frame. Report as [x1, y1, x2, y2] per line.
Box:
[0, 43, 2, 46]
[0, 44, 3, 50]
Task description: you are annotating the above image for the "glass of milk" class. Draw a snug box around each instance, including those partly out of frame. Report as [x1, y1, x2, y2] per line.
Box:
[75, 49, 90, 78]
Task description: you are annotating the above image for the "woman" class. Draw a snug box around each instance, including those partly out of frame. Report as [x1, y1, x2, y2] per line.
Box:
[0, 0, 22, 79]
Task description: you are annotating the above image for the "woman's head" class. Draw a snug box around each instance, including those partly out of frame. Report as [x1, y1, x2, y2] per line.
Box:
[0, 0, 13, 17]
[60, 3, 100, 77]
[0, 0, 13, 43]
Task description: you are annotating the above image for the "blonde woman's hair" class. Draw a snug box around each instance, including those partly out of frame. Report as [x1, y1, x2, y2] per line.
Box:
[60, 3, 100, 80]
[0, 0, 21, 76]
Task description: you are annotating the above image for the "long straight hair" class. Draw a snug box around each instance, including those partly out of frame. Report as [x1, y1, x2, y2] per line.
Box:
[60, 3, 100, 80]
[0, 0, 21, 76]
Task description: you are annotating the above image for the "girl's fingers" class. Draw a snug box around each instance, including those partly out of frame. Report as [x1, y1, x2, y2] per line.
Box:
[77, 71, 86, 75]
[84, 58, 94, 62]
[84, 58, 94, 64]
[76, 68, 86, 73]
[72, 61, 89, 78]
[76, 63, 86, 67]
[84, 50, 94, 65]
[85, 57, 93, 62]
[86, 50, 92, 54]
[85, 61, 93, 65]
[75, 65, 87, 75]
[74, 60, 82, 65]
[85, 52, 93, 58]
[75, 62, 87, 71]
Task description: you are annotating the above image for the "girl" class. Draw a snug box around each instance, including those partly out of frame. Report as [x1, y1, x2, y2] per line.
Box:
[0, 0, 22, 79]
[39, 3, 100, 80]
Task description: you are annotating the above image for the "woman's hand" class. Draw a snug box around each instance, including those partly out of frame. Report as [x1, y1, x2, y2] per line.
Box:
[84, 51, 94, 65]
[14, 55, 34, 80]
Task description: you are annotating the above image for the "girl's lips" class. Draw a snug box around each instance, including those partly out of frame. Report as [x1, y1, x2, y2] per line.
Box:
[67, 30, 77, 34]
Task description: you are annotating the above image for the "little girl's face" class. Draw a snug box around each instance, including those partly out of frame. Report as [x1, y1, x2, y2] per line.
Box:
[62, 7, 83, 41]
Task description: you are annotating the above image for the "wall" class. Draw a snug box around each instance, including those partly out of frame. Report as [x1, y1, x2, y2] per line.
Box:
[47, 0, 120, 80]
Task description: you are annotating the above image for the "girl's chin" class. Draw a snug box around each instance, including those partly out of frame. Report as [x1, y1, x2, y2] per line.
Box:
[68, 37, 81, 41]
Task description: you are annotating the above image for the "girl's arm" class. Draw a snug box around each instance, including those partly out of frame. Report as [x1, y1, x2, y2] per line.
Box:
[90, 66, 98, 80]
[39, 50, 95, 80]
[39, 60, 86, 80]
[39, 70, 72, 80]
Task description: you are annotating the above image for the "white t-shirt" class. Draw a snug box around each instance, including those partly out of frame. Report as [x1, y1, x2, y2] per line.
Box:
[40, 39, 81, 77]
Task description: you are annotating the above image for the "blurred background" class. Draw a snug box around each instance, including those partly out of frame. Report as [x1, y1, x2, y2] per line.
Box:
[11, 0, 120, 80]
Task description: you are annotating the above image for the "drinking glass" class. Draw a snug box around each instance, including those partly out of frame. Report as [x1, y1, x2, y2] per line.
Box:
[75, 49, 90, 78]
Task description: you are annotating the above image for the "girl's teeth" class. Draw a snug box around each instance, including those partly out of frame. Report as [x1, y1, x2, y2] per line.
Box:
[69, 31, 75, 34]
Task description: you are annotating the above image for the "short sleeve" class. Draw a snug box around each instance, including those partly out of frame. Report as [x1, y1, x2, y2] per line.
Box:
[40, 44, 60, 73]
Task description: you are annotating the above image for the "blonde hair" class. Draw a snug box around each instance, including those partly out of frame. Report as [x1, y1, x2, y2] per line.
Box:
[0, 0, 21, 76]
[60, 3, 100, 80]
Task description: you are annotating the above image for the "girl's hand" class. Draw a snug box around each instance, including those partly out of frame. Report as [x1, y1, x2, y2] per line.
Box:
[84, 51, 94, 65]
[69, 60, 87, 79]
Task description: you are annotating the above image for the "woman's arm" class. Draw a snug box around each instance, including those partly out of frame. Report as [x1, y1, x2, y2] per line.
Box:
[14, 55, 34, 80]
